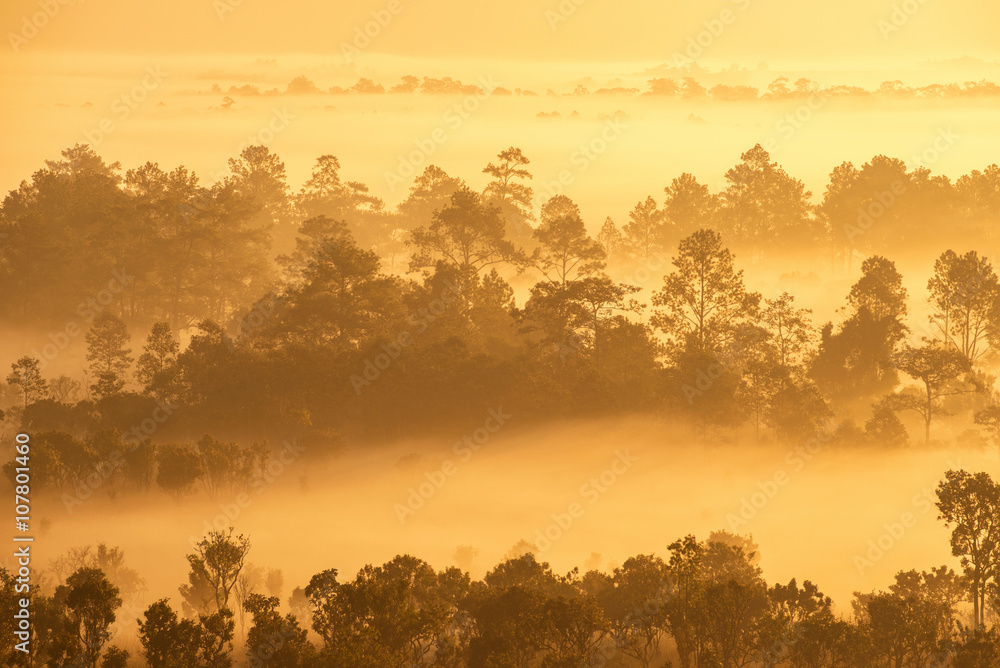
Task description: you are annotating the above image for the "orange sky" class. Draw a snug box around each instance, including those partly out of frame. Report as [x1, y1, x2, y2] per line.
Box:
[1, 0, 998, 64]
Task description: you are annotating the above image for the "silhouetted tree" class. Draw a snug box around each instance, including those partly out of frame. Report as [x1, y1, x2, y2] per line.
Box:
[623, 196, 664, 265]
[652, 229, 760, 357]
[136, 321, 179, 401]
[935, 470, 1000, 629]
[244, 593, 314, 667]
[664, 173, 717, 245]
[720, 144, 817, 256]
[409, 187, 524, 280]
[85, 313, 133, 399]
[56, 567, 122, 668]
[927, 249, 1000, 364]
[183, 528, 251, 614]
[532, 197, 605, 284]
[888, 343, 974, 444]
[482, 147, 535, 243]
[811, 256, 909, 403]
[156, 443, 203, 498]
[6, 356, 47, 408]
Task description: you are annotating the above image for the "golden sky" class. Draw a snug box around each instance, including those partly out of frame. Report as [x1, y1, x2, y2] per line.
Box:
[1, 0, 998, 65]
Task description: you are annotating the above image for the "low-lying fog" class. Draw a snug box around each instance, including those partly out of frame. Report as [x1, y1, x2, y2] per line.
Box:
[5, 54, 1000, 230]
[33, 416, 998, 620]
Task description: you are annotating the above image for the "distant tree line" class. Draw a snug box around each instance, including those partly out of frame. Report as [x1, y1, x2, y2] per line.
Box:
[214, 72, 1000, 102]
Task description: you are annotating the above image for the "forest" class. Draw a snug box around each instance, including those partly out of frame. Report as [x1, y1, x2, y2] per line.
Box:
[1, 143, 999, 446]
[1, 141, 1000, 666]
[3, 489, 1000, 668]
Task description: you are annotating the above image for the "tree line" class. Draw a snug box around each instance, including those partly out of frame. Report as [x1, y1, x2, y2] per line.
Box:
[2, 143, 998, 328]
[218, 72, 1000, 103]
[3, 469, 1000, 667]
[2, 143, 1000, 452]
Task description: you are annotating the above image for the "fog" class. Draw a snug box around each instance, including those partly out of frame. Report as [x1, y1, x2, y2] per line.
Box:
[4, 54, 1000, 232]
[30, 416, 998, 619]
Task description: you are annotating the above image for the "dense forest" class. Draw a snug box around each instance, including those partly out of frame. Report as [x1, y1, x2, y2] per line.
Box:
[2, 142, 1000, 666]
[1, 143, 999, 448]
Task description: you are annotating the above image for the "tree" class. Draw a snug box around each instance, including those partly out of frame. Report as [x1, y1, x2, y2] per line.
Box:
[664, 173, 717, 243]
[85, 313, 133, 398]
[305, 556, 454, 666]
[184, 528, 251, 613]
[100, 647, 129, 668]
[953, 627, 1000, 667]
[720, 144, 817, 255]
[136, 321, 179, 400]
[482, 147, 535, 243]
[973, 402, 1000, 452]
[956, 164, 1000, 225]
[891, 342, 973, 444]
[49, 374, 81, 403]
[298, 154, 379, 222]
[927, 249, 1000, 364]
[409, 187, 523, 277]
[849, 255, 908, 322]
[866, 397, 911, 447]
[56, 567, 122, 668]
[303, 569, 340, 650]
[541, 594, 607, 664]
[822, 155, 952, 265]
[156, 444, 203, 498]
[622, 196, 664, 264]
[857, 590, 952, 668]
[0, 145, 129, 325]
[197, 435, 249, 499]
[397, 164, 464, 231]
[661, 534, 770, 668]
[811, 256, 909, 402]
[819, 160, 864, 269]
[158, 174, 273, 328]
[31, 593, 83, 665]
[264, 229, 405, 351]
[296, 154, 386, 254]
[138, 599, 234, 668]
[767, 370, 832, 444]
[469, 586, 548, 666]
[228, 145, 292, 231]
[597, 217, 627, 265]
[523, 274, 641, 365]
[652, 229, 760, 356]
[574, 276, 644, 358]
[533, 197, 605, 284]
[765, 578, 835, 665]
[6, 356, 47, 408]
[935, 470, 1000, 629]
[602, 554, 669, 667]
[244, 593, 314, 667]
[761, 292, 814, 368]
[147, 602, 192, 665]
[199, 608, 236, 668]
[0, 569, 30, 667]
